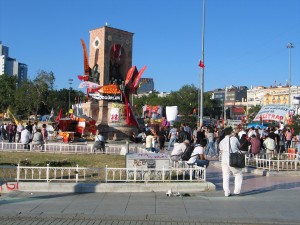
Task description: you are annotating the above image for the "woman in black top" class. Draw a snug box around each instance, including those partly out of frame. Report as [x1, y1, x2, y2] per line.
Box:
[157, 126, 166, 151]
[239, 134, 249, 153]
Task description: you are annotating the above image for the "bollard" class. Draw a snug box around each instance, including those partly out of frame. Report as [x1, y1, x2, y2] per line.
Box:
[126, 141, 129, 154]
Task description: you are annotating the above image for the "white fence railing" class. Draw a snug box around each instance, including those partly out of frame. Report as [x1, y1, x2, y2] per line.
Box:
[245, 153, 300, 171]
[0, 164, 206, 183]
[0, 141, 147, 155]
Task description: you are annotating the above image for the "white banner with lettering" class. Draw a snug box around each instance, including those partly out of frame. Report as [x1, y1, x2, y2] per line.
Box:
[253, 105, 290, 122]
[227, 119, 242, 127]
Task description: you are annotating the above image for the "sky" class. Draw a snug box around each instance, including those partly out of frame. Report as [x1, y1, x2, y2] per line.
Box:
[1, 0, 299, 93]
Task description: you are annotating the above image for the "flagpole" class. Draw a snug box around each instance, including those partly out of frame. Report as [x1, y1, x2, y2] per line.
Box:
[199, 0, 206, 127]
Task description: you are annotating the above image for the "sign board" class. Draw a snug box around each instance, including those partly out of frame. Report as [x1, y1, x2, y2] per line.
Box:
[253, 105, 290, 122]
[126, 153, 169, 169]
[227, 119, 242, 128]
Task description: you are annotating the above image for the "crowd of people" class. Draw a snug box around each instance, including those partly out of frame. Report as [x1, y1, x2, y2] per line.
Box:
[129, 122, 299, 158]
[0, 121, 48, 150]
[129, 122, 299, 197]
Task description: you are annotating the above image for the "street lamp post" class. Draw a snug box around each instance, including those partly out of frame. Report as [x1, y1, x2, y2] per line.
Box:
[68, 79, 73, 117]
[287, 42, 294, 107]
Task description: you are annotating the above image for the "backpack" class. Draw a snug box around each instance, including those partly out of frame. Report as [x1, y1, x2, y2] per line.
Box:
[181, 145, 195, 161]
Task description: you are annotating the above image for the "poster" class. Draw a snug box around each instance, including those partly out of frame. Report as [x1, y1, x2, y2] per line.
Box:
[253, 105, 290, 122]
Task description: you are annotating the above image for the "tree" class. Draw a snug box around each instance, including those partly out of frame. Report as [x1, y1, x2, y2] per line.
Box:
[32, 70, 56, 115]
[203, 92, 222, 119]
[0, 74, 17, 112]
[14, 80, 36, 117]
[247, 105, 261, 122]
[168, 85, 198, 116]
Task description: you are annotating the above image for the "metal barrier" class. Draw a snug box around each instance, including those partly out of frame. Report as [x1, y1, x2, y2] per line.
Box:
[0, 164, 206, 183]
[0, 141, 147, 155]
[245, 153, 300, 171]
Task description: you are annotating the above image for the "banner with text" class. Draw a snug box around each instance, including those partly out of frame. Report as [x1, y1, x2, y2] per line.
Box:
[253, 105, 290, 122]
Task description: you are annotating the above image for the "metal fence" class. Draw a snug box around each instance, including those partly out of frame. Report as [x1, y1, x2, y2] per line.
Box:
[0, 164, 206, 183]
[0, 141, 147, 155]
[245, 153, 300, 171]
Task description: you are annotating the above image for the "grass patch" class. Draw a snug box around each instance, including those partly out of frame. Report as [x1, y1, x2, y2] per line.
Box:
[0, 152, 125, 168]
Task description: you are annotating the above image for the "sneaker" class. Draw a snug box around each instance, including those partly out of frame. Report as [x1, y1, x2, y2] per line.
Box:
[225, 193, 231, 197]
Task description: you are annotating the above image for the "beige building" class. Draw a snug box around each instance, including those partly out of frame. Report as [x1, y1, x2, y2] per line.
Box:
[247, 85, 300, 111]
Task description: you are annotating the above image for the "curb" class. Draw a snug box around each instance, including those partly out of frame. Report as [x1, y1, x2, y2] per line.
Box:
[1, 181, 216, 193]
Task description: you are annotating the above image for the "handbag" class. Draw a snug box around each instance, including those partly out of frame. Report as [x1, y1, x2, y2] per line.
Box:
[229, 137, 245, 168]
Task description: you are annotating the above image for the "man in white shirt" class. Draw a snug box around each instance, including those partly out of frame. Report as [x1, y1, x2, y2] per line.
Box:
[263, 134, 276, 158]
[247, 127, 256, 138]
[170, 140, 189, 161]
[17, 123, 24, 143]
[219, 127, 243, 197]
[187, 139, 209, 168]
[238, 128, 246, 140]
[145, 131, 159, 153]
[20, 127, 31, 149]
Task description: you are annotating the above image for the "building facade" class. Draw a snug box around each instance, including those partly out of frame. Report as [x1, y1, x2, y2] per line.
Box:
[211, 86, 247, 120]
[0, 41, 28, 84]
[247, 85, 300, 112]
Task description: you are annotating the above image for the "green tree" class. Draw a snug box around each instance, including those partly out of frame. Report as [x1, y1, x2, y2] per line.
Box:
[0, 74, 17, 112]
[32, 70, 56, 115]
[203, 92, 222, 119]
[168, 85, 198, 116]
[14, 81, 36, 118]
[247, 105, 261, 122]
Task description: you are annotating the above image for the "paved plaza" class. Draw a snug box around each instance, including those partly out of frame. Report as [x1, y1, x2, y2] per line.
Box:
[1, 163, 300, 224]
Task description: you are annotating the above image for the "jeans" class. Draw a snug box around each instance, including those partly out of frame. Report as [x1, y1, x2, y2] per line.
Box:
[206, 141, 216, 156]
[168, 137, 177, 149]
[195, 158, 209, 168]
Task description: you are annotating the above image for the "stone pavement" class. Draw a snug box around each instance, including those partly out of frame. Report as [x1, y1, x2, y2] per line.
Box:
[1, 163, 300, 224]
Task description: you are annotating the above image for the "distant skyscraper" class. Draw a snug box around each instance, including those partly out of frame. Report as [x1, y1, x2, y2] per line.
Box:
[137, 78, 154, 94]
[0, 41, 27, 84]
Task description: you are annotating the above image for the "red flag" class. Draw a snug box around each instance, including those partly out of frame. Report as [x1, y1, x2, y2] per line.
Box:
[77, 75, 89, 81]
[198, 60, 205, 68]
[55, 108, 62, 122]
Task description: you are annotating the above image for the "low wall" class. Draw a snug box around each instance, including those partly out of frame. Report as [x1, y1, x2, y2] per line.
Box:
[1, 182, 215, 193]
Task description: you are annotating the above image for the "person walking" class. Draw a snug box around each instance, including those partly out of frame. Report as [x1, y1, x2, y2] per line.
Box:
[278, 129, 286, 154]
[219, 127, 243, 197]
[41, 124, 48, 144]
[167, 125, 177, 150]
[285, 129, 292, 149]
[157, 126, 166, 151]
[205, 127, 216, 157]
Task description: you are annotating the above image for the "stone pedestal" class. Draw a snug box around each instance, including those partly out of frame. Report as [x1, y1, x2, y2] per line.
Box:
[81, 101, 137, 140]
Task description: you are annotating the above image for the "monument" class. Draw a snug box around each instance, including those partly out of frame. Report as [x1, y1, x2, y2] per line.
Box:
[79, 25, 146, 140]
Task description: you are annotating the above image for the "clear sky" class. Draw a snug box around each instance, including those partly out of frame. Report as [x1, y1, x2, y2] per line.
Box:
[1, 0, 299, 93]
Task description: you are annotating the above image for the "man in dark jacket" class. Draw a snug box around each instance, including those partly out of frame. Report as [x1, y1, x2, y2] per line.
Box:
[177, 126, 191, 143]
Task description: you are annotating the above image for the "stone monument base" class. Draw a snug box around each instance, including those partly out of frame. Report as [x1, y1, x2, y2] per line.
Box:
[97, 124, 137, 141]
[81, 101, 138, 141]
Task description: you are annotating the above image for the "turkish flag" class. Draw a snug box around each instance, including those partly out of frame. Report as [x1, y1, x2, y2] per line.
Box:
[199, 60, 205, 68]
